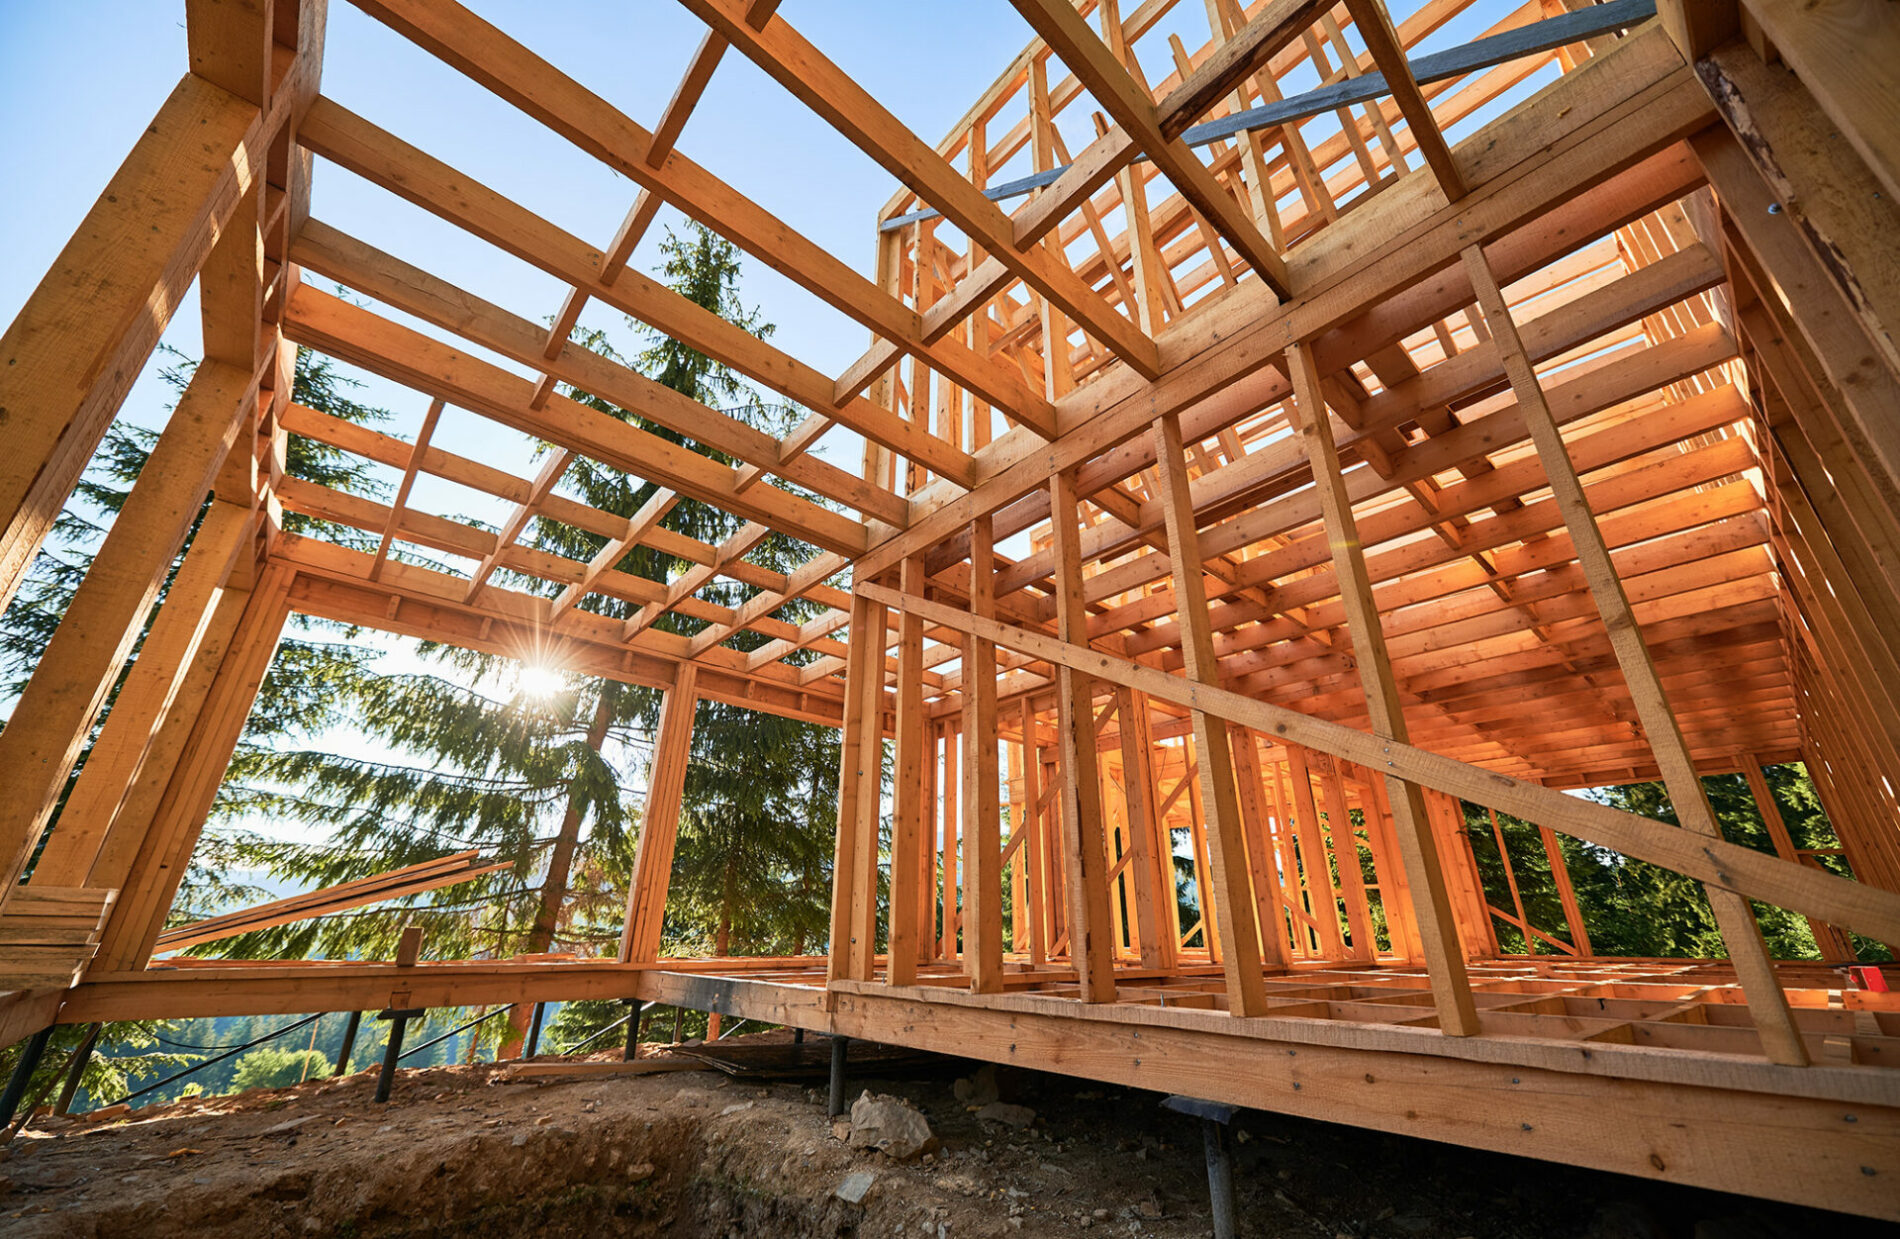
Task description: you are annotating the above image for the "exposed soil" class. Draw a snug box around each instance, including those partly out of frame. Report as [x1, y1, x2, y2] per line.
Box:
[0, 1032, 1892, 1238]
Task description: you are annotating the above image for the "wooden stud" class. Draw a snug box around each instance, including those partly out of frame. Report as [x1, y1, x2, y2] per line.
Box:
[620, 664, 700, 964]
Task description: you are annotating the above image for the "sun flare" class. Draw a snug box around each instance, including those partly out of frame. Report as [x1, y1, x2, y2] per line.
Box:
[515, 663, 566, 700]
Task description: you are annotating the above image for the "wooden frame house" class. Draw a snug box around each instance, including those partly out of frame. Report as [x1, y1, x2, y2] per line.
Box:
[3, 0, 1899, 1218]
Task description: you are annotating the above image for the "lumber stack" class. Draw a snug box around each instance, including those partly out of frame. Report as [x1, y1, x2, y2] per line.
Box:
[154, 851, 510, 953]
[0, 886, 118, 988]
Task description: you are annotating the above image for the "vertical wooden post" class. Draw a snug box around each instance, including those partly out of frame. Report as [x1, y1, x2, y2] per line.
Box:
[1462, 242, 1807, 1064]
[1152, 412, 1275, 1012]
[1116, 688, 1175, 970]
[886, 556, 928, 986]
[1288, 338, 1478, 1032]
[1021, 698, 1048, 967]
[961, 516, 1004, 991]
[620, 663, 700, 964]
[940, 723, 961, 962]
[1313, 756, 1379, 960]
[1048, 469, 1118, 1002]
[1231, 724, 1289, 966]
[848, 600, 889, 981]
[918, 721, 938, 964]
[1286, 745, 1348, 959]
[826, 595, 875, 988]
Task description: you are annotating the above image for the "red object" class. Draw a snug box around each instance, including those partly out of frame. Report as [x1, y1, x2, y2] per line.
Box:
[1848, 966, 1889, 992]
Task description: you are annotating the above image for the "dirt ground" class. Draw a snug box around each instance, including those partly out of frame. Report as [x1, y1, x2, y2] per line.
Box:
[0, 1032, 1893, 1238]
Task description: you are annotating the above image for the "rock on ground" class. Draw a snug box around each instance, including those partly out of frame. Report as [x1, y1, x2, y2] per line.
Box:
[849, 1090, 939, 1160]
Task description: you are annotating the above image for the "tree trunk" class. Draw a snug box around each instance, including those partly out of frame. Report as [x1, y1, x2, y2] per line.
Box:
[715, 852, 736, 957]
[503, 683, 618, 1056]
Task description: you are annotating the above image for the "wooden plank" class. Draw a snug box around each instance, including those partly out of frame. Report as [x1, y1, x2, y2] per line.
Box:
[854, 24, 1715, 582]
[962, 517, 1005, 992]
[346, 0, 1057, 433]
[0, 72, 271, 613]
[887, 556, 929, 987]
[1158, 0, 1332, 138]
[291, 222, 905, 528]
[847, 600, 889, 982]
[1694, 42, 1900, 379]
[1343, 0, 1464, 197]
[282, 287, 871, 557]
[1286, 340, 1479, 1033]
[1048, 470, 1119, 1001]
[1117, 689, 1177, 970]
[1739, 0, 1900, 204]
[683, 0, 1162, 378]
[620, 665, 700, 963]
[28, 500, 252, 888]
[1151, 412, 1274, 1011]
[826, 595, 876, 990]
[157, 855, 510, 951]
[294, 104, 979, 488]
[92, 565, 295, 972]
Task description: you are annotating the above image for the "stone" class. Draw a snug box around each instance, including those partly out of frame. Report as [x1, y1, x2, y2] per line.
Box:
[953, 1065, 1000, 1106]
[850, 1091, 939, 1161]
[976, 1101, 1037, 1130]
[261, 1116, 314, 1136]
[835, 1170, 878, 1204]
[627, 1162, 655, 1182]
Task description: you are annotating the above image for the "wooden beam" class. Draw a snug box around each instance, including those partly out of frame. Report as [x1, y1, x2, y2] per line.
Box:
[620, 664, 700, 964]
[1151, 411, 1274, 1012]
[1738, 0, 1900, 204]
[854, 582, 1900, 950]
[1286, 341, 1479, 1034]
[0, 69, 286, 613]
[346, 0, 1058, 434]
[854, 24, 1716, 582]
[1342, 0, 1464, 198]
[282, 287, 872, 558]
[27, 501, 251, 889]
[1048, 470, 1119, 1001]
[962, 516, 1005, 992]
[887, 556, 929, 987]
[92, 565, 295, 972]
[1157, 0, 1332, 138]
[682, 0, 1163, 378]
